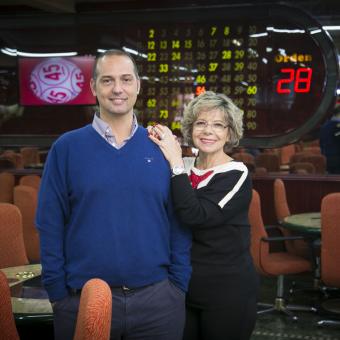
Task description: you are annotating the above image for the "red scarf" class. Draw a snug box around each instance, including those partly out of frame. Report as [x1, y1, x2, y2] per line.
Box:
[189, 170, 213, 189]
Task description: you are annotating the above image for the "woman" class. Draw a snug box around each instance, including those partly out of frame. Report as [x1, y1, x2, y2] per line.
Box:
[148, 91, 259, 340]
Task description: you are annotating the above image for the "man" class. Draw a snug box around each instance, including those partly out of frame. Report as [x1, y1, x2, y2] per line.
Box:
[320, 104, 340, 174]
[36, 49, 192, 340]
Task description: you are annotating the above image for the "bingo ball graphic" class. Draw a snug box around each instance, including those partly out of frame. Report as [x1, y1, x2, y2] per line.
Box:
[29, 58, 85, 104]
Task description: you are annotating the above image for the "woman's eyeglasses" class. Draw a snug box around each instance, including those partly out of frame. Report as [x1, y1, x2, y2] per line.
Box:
[193, 120, 228, 133]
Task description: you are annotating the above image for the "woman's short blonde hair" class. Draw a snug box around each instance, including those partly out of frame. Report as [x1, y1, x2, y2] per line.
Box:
[181, 91, 244, 152]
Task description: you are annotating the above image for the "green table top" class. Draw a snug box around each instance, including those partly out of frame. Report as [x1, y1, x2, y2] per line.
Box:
[282, 212, 321, 235]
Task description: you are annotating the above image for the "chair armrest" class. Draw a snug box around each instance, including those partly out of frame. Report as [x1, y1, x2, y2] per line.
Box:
[261, 235, 306, 243]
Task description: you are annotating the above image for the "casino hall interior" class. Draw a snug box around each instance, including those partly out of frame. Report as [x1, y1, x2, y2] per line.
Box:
[1, 0, 340, 339]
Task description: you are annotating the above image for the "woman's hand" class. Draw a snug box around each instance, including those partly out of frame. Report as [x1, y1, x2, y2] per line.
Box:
[147, 124, 184, 168]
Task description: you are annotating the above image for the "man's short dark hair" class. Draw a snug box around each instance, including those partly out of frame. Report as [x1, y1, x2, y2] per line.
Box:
[92, 49, 140, 80]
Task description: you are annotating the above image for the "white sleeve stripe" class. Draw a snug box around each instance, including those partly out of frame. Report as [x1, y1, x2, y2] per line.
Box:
[218, 166, 248, 208]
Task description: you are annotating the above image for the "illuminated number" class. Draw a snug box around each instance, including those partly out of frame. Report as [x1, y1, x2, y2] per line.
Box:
[171, 121, 182, 131]
[210, 26, 217, 36]
[295, 68, 312, 93]
[246, 110, 257, 119]
[43, 64, 62, 80]
[171, 52, 181, 61]
[160, 40, 167, 49]
[209, 39, 217, 48]
[147, 41, 155, 50]
[196, 86, 206, 95]
[208, 75, 218, 83]
[247, 86, 258, 95]
[277, 68, 294, 93]
[234, 62, 244, 71]
[196, 75, 206, 84]
[172, 40, 180, 49]
[184, 40, 192, 49]
[160, 87, 168, 95]
[208, 63, 218, 72]
[247, 74, 257, 82]
[234, 50, 245, 59]
[159, 64, 169, 73]
[147, 88, 156, 96]
[222, 50, 232, 59]
[246, 121, 257, 130]
[160, 52, 168, 61]
[209, 51, 218, 60]
[147, 121, 157, 126]
[221, 63, 231, 71]
[147, 99, 157, 108]
[197, 40, 205, 48]
[147, 53, 157, 61]
[159, 110, 169, 119]
[149, 29, 155, 38]
[224, 26, 230, 36]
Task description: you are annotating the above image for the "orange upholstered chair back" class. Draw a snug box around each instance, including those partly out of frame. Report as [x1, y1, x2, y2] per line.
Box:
[248, 189, 270, 275]
[321, 193, 340, 287]
[20, 147, 40, 167]
[14, 185, 40, 263]
[0, 271, 20, 340]
[273, 178, 290, 222]
[74, 278, 112, 340]
[289, 162, 315, 174]
[0, 203, 29, 269]
[19, 175, 41, 192]
[255, 153, 280, 172]
[0, 172, 15, 203]
[299, 154, 326, 174]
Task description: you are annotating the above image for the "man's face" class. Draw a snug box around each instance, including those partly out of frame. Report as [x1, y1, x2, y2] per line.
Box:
[90, 54, 140, 118]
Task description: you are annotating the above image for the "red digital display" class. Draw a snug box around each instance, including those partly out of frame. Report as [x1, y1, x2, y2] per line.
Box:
[19, 56, 96, 106]
[276, 68, 313, 94]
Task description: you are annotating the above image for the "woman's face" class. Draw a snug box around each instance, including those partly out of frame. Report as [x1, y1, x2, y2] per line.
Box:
[192, 108, 229, 156]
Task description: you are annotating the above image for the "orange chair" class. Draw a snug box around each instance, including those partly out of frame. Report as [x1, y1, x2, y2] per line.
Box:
[0, 172, 15, 203]
[318, 193, 340, 327]
[14, 185, 40, 263]
[289, 151, 313, 164]
[255, 153, 280, 172]
[232, 152, 255, 172]
[279, 144, 296, 165]
[19, 175, 41, 192]
[0, 271, 20, 340]
[299, 154, 326, 174]
[273, 179, 310, 259]
[290, 162, 315, 174]
[0, 203, 29, 269]
[73, 278, 112, 340]
[249, 189, 315, 320]
[20, 147, 40, 167]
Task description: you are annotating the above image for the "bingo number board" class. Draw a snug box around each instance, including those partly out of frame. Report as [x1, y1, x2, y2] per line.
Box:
[123, 4, 338, 147]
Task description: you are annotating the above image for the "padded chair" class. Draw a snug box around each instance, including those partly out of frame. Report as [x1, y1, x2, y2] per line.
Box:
[318, 193, 340, 328]
[299, 154, 326, 174]
[255, 153, 280, 172]
[0, 157, 16, 170]
[0, 172, 15, 203]
[14, 185, 40, 263]
[232, 152, 255, 172]
[0, 271, 20, 340]
[0, 203, 29, 269]
[249, 189, 315, 320]
[280, 144, 296, 165]
[20, 147, 40, 167]
[19, 175, 41, 192]
[290, 162, 316, 174]
[273, 179, 310, 259]
[73, 278, 112, 340]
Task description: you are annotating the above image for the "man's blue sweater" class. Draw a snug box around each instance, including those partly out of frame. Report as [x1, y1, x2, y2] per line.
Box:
[36, 125, 192, 302]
